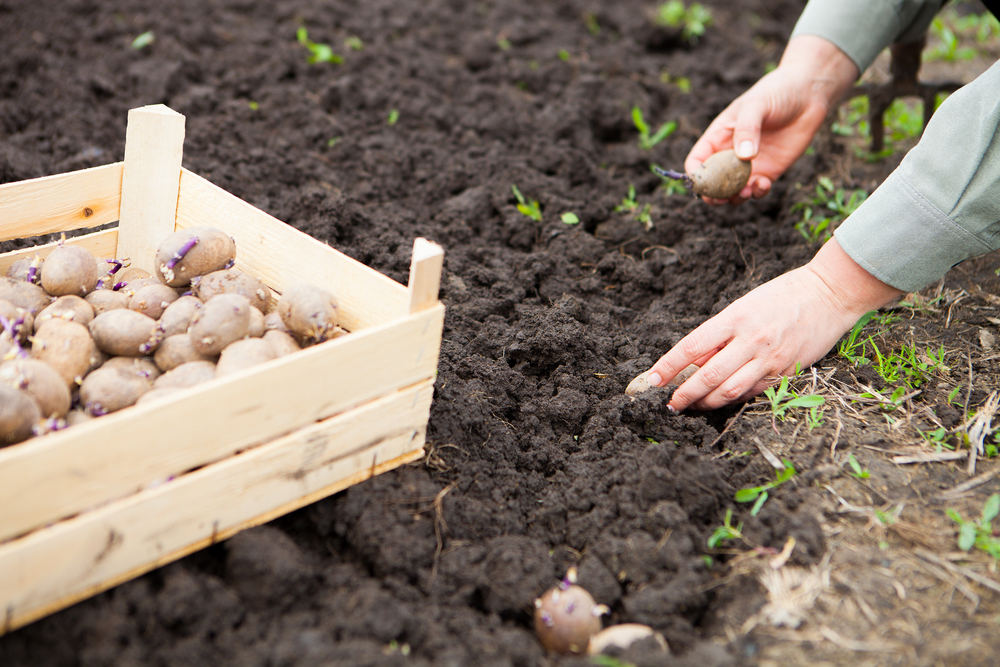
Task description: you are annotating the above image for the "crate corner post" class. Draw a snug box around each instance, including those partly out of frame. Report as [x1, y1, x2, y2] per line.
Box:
[407, 237, 444, 314]
[117, 104, 186, 274]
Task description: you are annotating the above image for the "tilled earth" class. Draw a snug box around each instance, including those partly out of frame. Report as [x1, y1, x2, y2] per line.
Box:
[4, 0, 1000, 665]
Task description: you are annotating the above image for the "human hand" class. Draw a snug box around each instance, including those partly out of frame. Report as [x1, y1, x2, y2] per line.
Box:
[645, 239, 903, 411]
[686, 35, 859, 204]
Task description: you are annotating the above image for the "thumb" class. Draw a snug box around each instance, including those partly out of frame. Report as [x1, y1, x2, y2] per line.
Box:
[731, 95, 768, 160]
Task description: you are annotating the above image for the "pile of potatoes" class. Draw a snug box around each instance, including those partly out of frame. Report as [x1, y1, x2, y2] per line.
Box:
[0, 226, 342, 446]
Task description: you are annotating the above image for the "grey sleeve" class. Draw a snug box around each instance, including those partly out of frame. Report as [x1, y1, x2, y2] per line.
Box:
[834, 59, 1000, 293]
[791, 0, 946, 74]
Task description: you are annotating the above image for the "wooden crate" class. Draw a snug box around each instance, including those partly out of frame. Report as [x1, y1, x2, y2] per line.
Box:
[0, 105, 444, 634]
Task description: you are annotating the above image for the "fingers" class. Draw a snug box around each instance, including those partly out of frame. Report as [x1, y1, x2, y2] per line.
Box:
[731, 93, 769, 162]
[647, 326, 731, 389]
[666, 343, 761, 412]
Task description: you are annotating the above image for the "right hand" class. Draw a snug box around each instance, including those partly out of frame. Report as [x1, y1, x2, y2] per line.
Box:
[686, 35, 860, 204]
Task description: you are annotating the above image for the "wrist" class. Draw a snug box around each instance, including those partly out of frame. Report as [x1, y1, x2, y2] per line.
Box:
[778, 35, 860, 111]
[807, 238, 904, 324]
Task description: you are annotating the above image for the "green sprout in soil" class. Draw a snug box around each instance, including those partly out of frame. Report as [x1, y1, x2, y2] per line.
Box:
[655, 0, 713, 43]
[847, 453, 870, 479]
[762, 376, 825, 423]
[557, 48, 571, 61]
[790, 176, 867, 243]
[834, 96, 931, 159]
[659, 70, 691, 93]
[561, 212, 579, 225]
[948, 494, 1000, 560]
[615, 185, 640, 213]
[584, 12, 601, 36]
[297, 27, 344, 64]
[631, 106, 677, 151]
[511, 185, 542, 221]
[838, 310, 875, 366]
[926, 14, 979, 61]
[131, 31, 154, 50]
[736, 460, 797, 516]
[707, 508, 745, 548]
[387, 108, 399, 125]
[344, 36, 364, 51]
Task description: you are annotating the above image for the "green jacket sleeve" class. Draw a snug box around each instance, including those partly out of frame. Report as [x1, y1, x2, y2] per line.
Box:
[791, 0, 945, 73]
[834, 59, 1000, 292]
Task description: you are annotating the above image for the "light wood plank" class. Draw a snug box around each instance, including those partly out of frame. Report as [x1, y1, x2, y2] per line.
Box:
[175, 169, 409, 331]
[117, 105, 185, 273]
[0, 229, 119, 277]
[407, 237, 445, 314]
[0, 163, 123, 242]
[0, 304, 444, 543]
[0, 379, 433, 635]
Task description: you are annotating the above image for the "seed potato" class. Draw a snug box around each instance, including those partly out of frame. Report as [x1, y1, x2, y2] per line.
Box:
[0, 384, 41, 446]
[80, 365, 153, 415]
[263, 329, 301, 357]
[85, 289, 131, 314]
[193, 268, 272, 313]
[89, 309, 159, 357]
[0, 299, 34, 342]
[0, 358, 72, 418]
[277, 284, 339, 344]
[30, 319, 102, 388]
[6, 256, 42, 284]
[129, 282, 180, 320]
[0, 276, 52, 314]
[188, 293, 252, 356]
[216, 338, 277, 377]
[689, 149, 752, 199]
[34, 295, 95, 332]
[154, 334, 216, 372]
[40, 245, 101, 297]
[102, 355, 162, 382]
[156, 295, 202, 338]
[534, 571, 609, 655]
[153, 360, 216, 390]
[155, 226, 236, 287]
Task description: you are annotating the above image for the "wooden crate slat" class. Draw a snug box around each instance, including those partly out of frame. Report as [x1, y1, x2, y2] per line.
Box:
[0, 304, 444, 543]
[0, 378, 434, 635]
[116, 105, 185, 273]
[0, 163, 123, 243]
[0, 229, 119, 277]
[175, 168, 409, 331]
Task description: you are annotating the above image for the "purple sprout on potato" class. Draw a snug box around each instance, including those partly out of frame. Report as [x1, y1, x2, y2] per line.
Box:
[533, 568, 609, 655]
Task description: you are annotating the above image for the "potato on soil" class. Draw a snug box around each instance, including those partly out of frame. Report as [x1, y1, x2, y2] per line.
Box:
[689, 149, 752, 199]
[34, 295, 95, 332]
[277, 284, 339, 344]
[89, 309, 159, 357]
[193, 268, 271, 313]
[0, 277, 52, 314]
[40, 244, 101, 297]
[6, 256, 42, 283]
[153, 360, 216, 390]
[129, 282, 180, 320]
[0, 384, 41, 445]
[80, 365, 153, 415]
[30, 319, 102, 388]
[587, 625, 668, 656]
[188, 293, 252, 356]
[0, 358, 72, 418]
[0, 299, 34, 342]
[155, 226, 236, 287]
[85, 289, 130, 314]
[534, 574, 609, 655]
[156, 295, 202, 338]
[154, 334, 216, 372]
[216, 338, 277, 377]
[263, 329, 300, 357]
[102, 355, 162, 381]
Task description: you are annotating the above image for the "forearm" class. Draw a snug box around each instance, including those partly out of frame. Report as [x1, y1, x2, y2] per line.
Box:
[777, 35, 859, 112]
[808, 238, 904, 325]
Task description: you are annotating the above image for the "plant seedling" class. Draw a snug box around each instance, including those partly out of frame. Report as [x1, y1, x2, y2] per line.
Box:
[948, 494, 1000, 560]
[707, 508, 745, 548]
[511, 185, 542, 221]
[131, 31, 154, 50]
[655, 0, 713, 43]
[791, 176, 867, 242]
[847, 453, 870, 479]
[561, 212, 579, 225]
[762, 376, 825, 422]
[736, 460, 797, 516]
[387, 109, 399, 125]
[296, 27, 344, 64]
[631, 107, 677, 151]
[344, 36, 364, 51]
[838, 310, 874, 366]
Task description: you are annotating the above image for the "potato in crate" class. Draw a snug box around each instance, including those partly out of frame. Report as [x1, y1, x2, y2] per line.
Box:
[0, 104, 444, 634]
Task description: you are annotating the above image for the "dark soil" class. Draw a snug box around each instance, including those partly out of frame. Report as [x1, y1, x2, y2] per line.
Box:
[3, 0, 1000, 665]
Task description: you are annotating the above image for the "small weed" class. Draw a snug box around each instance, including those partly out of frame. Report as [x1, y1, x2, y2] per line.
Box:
[636, 203, 653, 231]
[948, 494, 1000, 559]
[736, 460, 797, 516]
[511, 184, 542, 221]
[707, 508, 745, 548]
[658, 70, 691, 93]
[847, 453, 870, 479]
[805, 405, 825, 431]
[326, 136, 340, 147]
[615, 184, 640, 213]
[838, 311, 874, 366]
[834, 95, 927, 157]
[131, 31, 154, 50]
[297, 27, 344, 64]
[926, 15, 979, 61]
[791, 176, 868, 242]
[655, 0, 713, 44]
[561, 212, 580, 225]
[631, 106, 677, 150]
[344, 36, 364, 51]
[919, 425, 953, 450]
[557, 48, 571, 61]
[247, 100, 260, 112]
[762, 376, 826, 422]
[590, 655, 637, 667]
[584, 12, 601, 36]
[387, 109, 399, 125]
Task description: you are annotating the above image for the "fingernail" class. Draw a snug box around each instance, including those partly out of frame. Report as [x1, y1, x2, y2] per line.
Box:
[647, 372, 662, 387]
[666, 404, 677, 413]
[736, 140, 755, 159]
